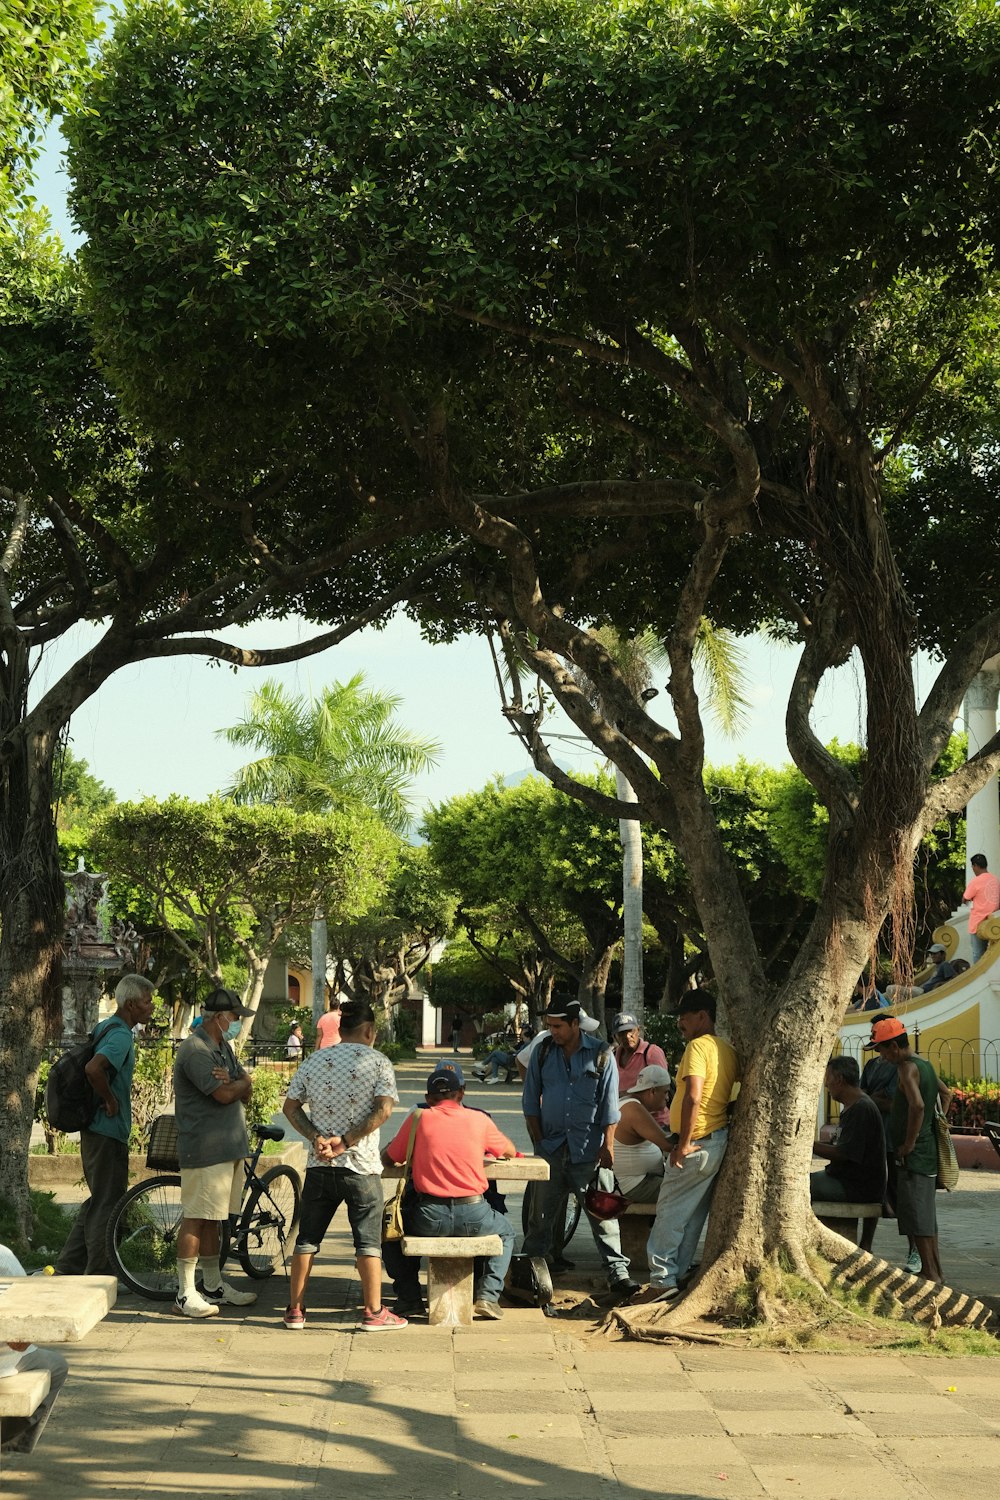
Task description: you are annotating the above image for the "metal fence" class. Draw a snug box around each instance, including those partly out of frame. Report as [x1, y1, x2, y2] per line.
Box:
[832, 1031, 1000, 1133]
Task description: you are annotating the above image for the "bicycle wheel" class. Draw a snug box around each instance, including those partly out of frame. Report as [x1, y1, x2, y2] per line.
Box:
[237, 1165, 301, 1278]
[556, 1195, 582, 1255]
[107, 1175, 231, 1301]
[107, 1175, 183, 1301]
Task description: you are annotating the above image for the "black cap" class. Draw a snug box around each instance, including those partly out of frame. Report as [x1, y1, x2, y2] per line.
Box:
[202, 987, 253, 1018]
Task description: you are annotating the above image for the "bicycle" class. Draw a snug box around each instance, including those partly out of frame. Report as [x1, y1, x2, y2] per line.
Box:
[106, 1123, 301, 1300]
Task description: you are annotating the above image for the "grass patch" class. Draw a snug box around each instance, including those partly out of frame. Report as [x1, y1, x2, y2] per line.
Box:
[29, 1138, 81, 1155]
[0, 1190, 75, 1269]
[716, 1256, 1000, 1356]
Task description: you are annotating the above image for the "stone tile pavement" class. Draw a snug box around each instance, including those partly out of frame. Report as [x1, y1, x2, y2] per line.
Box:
[4, 1219, 1000, 1500]
[8, 1058, 999, 1498]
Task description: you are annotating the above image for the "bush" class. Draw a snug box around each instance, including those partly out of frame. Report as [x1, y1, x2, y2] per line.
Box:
[245, 1062, 286, 1132]
[643, 1009, 683, 1069]
[0, 1190, 76, 1269]
[130, 1037, 174, 1150]
[274, 1002, 315, 1046]
[941, 1076, 1000, 1131]
[34, 1057, 65, 1154]
[378, 1042, 416, 1064]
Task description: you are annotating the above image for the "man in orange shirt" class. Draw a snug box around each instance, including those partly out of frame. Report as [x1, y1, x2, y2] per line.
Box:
[382, 1065, 517, 1320]
[962, 854, 1000, 963]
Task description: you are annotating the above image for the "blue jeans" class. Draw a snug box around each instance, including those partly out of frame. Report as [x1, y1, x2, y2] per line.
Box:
[411, 1196, 515, 1304]
[646, 1128, 728, 1291]
[972, 931, 989, 964]
[521, 1147, 630, 1286]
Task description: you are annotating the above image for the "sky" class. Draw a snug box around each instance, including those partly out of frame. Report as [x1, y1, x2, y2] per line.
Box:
[24, 127, 944, 819]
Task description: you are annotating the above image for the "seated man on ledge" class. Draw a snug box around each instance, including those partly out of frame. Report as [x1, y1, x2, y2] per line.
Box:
[382, 1065, 517, 1321]
[885, 942, 957, 1003]
[811, 1055, 887, 1208]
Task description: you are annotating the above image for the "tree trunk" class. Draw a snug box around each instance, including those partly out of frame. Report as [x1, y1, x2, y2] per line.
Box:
[236, 953, 271, 1046]
[0, 716, 64, 1237]
[576, 943, 615, 1033]
[310, 911, 327, 1026]
[616, 767, 645, 1019]
[623, 927, 874, 1331]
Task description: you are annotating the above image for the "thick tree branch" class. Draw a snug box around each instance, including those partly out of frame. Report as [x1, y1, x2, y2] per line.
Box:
[664, 532, 729, 772]
[785, 596, 859, 812]
[478, 477, 706, 518]
[918, 611, 1000, 770]
[920, 736, 1000, 835]
[500, 704, 647, 822]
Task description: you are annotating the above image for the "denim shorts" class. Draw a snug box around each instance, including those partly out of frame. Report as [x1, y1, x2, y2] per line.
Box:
[294, 1167, 384, 1257]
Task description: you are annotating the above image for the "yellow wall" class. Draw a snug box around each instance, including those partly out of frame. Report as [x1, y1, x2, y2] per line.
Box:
[911, 1001, 982, 1080]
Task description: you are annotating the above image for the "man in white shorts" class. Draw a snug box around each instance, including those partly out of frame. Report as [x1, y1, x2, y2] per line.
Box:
[171, 988, 258, 1317]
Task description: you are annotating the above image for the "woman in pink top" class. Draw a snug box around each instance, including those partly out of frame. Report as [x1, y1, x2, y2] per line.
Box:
[315, 999, 341, 1049]
[963, 854, 1000, 964]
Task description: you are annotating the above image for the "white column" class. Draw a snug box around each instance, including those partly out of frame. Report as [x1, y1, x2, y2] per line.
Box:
[963, 656, 1000, 881]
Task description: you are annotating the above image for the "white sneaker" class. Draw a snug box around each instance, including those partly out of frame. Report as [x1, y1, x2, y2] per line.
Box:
[484, 1077, 501, 1085]
[904, 1249, 922, 1274]
[203, 1280, 258, 1307]
[173, 1290, 220, 1318]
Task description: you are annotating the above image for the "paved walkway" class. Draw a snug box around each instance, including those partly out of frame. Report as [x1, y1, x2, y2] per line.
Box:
[6, 1055, 999, 1498]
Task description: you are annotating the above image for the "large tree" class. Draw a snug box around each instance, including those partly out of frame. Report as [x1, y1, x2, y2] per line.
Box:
[424, 772, 680, 1025]
[92, 796, 395, 1037]
[0, 179, 455, 1236]
[67, 0, 1000, 1326]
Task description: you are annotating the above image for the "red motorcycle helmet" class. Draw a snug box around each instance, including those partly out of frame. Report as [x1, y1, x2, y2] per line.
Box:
[583, 1173, 630, 1221]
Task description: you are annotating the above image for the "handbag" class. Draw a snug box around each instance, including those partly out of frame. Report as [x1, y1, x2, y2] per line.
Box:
[935, 1099, 959, 1191]
[382, 1113, 419, 1241]
[583, 1169, 630, 1221]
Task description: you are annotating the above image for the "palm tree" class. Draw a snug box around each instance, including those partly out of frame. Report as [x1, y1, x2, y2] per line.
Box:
[220, 674, 440, 834]
[219, 674, 440, 1018]
[581, 624, 748, 1021]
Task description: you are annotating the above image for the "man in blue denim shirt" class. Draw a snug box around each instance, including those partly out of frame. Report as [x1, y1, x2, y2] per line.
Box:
[521, 996, 638, 1302]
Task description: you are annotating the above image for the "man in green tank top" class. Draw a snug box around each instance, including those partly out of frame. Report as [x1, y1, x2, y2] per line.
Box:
[866, 1016, 951, 1283]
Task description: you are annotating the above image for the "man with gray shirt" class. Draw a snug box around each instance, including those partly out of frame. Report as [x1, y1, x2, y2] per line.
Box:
[282, 999, 405, 1331]
[172, 988, 258, 1318]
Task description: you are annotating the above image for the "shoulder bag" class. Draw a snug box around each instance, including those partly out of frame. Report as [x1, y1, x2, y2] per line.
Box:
[935, 1097, 960, 1191]
[382, 1112, 419, 1241]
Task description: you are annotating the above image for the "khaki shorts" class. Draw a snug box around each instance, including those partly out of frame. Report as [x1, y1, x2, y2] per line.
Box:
[180, 1160, 244, 1221]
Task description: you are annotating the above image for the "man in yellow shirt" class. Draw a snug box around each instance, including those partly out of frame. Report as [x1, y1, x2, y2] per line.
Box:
[639, 989, 740, 1301]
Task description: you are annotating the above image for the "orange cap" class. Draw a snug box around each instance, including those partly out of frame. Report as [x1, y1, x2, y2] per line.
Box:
[867, 1016, 906, 1047]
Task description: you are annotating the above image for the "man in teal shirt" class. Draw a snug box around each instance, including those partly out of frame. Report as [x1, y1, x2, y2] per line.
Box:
[56, 975, 155, 1275]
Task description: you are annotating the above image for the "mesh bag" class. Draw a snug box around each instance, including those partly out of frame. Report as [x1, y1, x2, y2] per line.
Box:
[145, 1114, 180, 1171]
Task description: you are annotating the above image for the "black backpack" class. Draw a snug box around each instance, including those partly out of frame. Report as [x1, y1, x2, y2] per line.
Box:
[44, 1019, 123, 1133]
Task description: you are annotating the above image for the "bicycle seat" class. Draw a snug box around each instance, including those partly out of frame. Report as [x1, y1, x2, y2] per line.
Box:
[255, 1124, 285, 1142]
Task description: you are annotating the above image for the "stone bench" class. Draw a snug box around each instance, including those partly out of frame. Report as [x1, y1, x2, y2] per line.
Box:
[618, 1202, 657, 1272]
[812, 1200, 883, 1252]
[401, 1235, 503, 1326]
[0, 1368, 51, 1419]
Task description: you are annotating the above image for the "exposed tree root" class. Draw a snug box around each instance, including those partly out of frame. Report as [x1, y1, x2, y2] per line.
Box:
[602, 1234, 998, 1348]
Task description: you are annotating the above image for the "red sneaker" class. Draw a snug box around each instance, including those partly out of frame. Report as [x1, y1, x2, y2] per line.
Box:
[283, 1305, 306, 1330]
[360, 1305, 407, 1332]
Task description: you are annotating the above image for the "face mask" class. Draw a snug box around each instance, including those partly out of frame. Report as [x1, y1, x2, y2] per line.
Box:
[224, 1020, 242, 1042]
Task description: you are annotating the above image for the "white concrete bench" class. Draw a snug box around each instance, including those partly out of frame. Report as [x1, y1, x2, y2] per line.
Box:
[812, 1200, 882, 1252]
[0, 1368, 51, 1419]
[401, 1235, 503, 1326]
